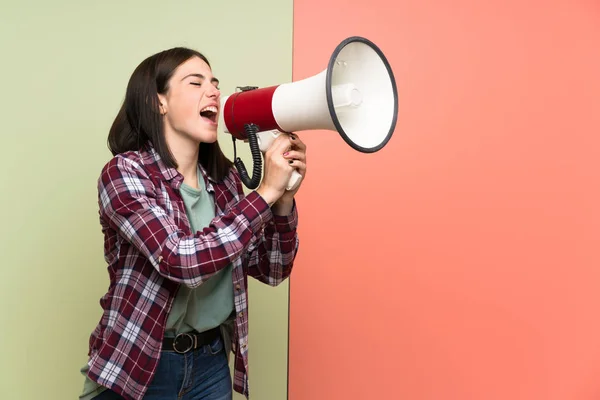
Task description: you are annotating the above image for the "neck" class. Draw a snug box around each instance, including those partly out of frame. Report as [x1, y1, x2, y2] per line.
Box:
[164, 129, 200, 189]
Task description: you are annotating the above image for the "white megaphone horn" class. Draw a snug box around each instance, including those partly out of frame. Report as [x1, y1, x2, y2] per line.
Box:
[219, 36, 398, 191]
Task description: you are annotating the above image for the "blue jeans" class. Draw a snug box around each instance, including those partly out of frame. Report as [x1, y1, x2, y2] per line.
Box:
[93, 335, 232, 400]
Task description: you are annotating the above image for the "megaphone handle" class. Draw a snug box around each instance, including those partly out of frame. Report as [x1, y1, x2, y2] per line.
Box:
[287, 170, 303, 191]
[256, 130, 279, 152]
[256, 131, 302, 191]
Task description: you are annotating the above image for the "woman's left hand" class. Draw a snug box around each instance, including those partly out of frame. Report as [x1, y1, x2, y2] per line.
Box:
[272, 133, 307, 215]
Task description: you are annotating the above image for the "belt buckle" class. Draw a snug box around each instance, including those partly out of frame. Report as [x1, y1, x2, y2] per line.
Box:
[173, 332, 196, 354]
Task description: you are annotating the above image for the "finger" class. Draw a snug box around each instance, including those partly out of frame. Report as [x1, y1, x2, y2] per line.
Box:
[277, 132, 295, 146]
[289, 133, 306, 150]
[282, 150, 306, 162]
[269, 134, 294, 155]
[265, 139, 291, 163]
[288, 160, 306, 173]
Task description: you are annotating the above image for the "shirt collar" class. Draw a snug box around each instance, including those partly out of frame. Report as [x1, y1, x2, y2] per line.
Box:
[198, 164, 216, 193]
[141, 141, 216, 192]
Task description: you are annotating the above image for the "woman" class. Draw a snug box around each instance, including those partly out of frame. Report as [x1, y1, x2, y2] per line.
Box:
[79, 47, 305, 400]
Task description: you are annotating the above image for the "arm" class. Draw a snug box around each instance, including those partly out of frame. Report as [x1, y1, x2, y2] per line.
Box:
[233, 173, 299, 286]
[99, 155, 272, 289]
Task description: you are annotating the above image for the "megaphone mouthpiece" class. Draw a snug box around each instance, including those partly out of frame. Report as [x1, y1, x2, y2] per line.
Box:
[221, 85, 283, 140]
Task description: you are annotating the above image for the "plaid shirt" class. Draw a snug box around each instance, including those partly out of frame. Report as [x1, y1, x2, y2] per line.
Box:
[84, 142, 299, 400]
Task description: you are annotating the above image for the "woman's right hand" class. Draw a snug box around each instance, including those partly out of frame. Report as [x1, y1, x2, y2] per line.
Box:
[256, 133, 295, 205]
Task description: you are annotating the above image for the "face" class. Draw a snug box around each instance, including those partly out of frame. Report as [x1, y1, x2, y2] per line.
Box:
[158, 56, 221, 145]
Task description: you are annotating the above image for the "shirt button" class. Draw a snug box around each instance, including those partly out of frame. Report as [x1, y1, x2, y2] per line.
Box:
[158, 256, 163, 263]
[239, 312, 243, 318]
[236, 284, 241, 290]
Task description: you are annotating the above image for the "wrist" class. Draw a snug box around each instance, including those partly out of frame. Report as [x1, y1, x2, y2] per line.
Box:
[256, 186, 280, 206]
[272, 196, 294, 216]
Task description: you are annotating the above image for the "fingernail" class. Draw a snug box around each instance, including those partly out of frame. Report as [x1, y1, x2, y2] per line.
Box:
[283, 152, 289, 156]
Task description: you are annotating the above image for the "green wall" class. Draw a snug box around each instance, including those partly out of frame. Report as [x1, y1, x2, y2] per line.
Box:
[0, 1, 292, 399]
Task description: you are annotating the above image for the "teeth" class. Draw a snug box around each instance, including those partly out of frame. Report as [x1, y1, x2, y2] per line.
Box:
[200, 106, 217, 113]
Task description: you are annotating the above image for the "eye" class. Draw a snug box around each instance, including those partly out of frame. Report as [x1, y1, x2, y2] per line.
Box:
[190, 82, 202, 86]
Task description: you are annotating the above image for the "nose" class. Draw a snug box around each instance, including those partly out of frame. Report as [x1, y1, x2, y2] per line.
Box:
[206, 84, 220, 98]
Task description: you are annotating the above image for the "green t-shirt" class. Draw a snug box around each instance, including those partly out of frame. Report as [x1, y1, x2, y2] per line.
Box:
[164, 168, 234, 336]
[79, 167, 234, 399]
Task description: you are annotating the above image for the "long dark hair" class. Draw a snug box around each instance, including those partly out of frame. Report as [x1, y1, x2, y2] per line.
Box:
[107, 47, 233, 181]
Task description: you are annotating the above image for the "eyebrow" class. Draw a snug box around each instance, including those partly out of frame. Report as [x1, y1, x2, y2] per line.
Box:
[182, 73, 219, 85]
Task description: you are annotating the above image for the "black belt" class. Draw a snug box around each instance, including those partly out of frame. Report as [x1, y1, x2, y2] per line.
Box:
[163, 327, 221, 354]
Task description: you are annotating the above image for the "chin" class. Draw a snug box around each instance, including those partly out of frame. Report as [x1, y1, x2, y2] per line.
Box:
[199, 130, 219, 144]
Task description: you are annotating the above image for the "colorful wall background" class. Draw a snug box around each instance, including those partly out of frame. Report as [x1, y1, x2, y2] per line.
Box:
[1, 1, 599, 400]
[0, 1, 291, 399]
[289, 1, 600, 399]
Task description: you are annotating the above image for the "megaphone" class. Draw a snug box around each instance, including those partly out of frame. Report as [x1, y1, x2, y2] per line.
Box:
[219, 36, 398, 191]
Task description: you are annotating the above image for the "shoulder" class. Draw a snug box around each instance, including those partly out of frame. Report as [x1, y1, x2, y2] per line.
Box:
[225, 166, 241, 185]
[217, 166, 246, 200]
[100, 151, 147, 176]
[98, 151, 153, 191]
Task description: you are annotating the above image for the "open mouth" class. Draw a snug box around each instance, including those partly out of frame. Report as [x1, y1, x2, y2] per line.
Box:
[200, 106, 218, 124]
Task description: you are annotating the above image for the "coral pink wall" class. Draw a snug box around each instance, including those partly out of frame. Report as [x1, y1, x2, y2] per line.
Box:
[289, 1, 600, 399]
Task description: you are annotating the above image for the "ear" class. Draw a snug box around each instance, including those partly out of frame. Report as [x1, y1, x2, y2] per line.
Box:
[157, 94, 167, 115]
